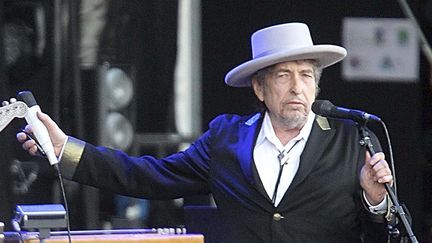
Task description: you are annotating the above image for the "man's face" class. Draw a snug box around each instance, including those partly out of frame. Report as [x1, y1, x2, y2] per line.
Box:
[252, 60, 317, 129]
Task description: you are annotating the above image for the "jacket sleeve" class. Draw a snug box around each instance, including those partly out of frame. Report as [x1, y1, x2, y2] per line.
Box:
[59, 130, 213, 199]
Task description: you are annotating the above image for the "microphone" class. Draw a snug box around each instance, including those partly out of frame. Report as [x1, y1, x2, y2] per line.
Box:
[312, 100, 381, 123]
[17, 91, 58, 165]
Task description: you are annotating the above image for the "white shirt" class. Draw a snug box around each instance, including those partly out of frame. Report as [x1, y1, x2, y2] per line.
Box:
[253, 111, 387, 212]
[253, 111, 315, 206]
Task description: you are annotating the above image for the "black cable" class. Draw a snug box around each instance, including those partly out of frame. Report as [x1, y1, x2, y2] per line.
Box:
[21, 129, 72, 242]
[379, 120, 397, 195]
[53, 163, 72, 243]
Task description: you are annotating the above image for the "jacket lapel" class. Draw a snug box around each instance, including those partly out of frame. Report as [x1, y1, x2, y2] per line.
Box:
[237, 113, 263, 187]
[237, 113, 276, 209]
[277, 116, 335, 209]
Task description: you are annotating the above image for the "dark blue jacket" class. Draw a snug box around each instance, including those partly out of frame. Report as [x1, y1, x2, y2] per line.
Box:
[71, 113, 387, 242]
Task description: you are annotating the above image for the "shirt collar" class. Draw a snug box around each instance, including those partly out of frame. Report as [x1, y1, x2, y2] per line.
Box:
[256, 111, 316, 149]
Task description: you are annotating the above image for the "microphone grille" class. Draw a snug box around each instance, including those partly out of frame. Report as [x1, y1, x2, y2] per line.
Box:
[312, 100, 334, 116]
[17, 91, 37, 107]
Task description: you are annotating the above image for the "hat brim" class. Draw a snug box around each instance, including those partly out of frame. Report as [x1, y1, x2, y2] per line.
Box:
[225, 45, 347, 87]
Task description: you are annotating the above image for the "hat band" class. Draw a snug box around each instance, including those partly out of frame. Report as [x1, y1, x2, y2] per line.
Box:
[253, 46, 308, 59]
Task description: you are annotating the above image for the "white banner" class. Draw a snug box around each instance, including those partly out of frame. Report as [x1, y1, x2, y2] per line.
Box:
[342, 17, 419, 82]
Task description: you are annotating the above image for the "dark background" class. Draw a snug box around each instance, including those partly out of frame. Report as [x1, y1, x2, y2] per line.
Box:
[0, 0, 431, 241]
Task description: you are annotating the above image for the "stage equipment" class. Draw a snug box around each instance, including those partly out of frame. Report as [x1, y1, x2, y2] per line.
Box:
[0, 222, 4, 243]
[2, 229, 202, 243]
[97, 62, 136, 151]
[12, 204, 67, 240]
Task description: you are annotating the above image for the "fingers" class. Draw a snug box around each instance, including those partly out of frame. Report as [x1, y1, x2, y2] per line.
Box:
[16, 125, 44, 156]
[16, 124, 35, 143]
[372, 161, 393, 183]
[20, 136, 40, 156]
[368, 152, 393, 184]
[367, 152, 385, 167]
[16, 130, 28, 143]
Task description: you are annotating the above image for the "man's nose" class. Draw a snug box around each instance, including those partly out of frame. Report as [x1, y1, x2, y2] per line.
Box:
[290, 76, 303, 94]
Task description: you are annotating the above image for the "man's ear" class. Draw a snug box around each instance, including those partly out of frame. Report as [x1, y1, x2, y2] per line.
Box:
[252, 78, 264, 102]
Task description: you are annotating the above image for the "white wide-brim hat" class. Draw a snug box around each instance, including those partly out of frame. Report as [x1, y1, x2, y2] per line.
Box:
[225, 23, 347, 87]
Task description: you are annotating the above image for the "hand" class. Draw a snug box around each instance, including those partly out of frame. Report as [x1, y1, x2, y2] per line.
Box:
[360, 151, 393, 205]
[16, 111, 67, 157]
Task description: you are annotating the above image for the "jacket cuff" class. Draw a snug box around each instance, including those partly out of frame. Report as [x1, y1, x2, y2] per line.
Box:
[362, 190, 388, 214]
[59, 136, 85, 179]
[361, 191, 388, 223]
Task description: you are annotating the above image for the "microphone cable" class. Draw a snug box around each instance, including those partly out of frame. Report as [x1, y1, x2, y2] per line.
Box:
[53, 163, 72, 243]
[378, 120, 397, 195]
[23, 130, 72, 243]
[365, 118, 418, 242]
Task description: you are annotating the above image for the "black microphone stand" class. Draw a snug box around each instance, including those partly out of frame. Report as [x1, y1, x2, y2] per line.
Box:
[358, 124, 418, 243]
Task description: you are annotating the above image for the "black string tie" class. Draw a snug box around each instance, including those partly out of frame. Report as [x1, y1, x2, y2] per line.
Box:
[271, 139, 301, 205]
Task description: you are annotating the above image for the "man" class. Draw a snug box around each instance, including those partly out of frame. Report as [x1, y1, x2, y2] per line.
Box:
[17, 23, 392, 242]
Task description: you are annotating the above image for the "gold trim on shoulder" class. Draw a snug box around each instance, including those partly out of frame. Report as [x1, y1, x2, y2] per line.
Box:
[316, 115, 331, 130]
[60, 136, 86, 179]
[245, 113, 261, 126]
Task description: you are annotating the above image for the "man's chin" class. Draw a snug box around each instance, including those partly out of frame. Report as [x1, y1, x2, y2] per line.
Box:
[280, 113, 307, 128]
[284, 110, 307, 119]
